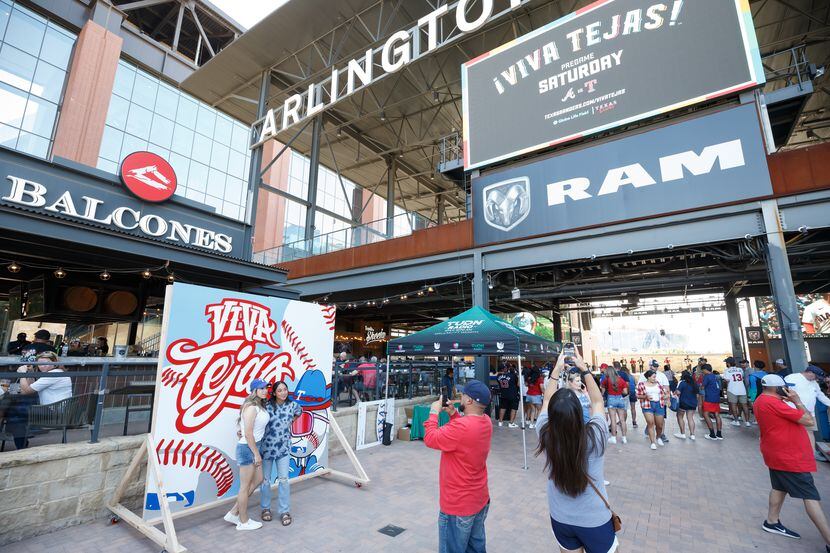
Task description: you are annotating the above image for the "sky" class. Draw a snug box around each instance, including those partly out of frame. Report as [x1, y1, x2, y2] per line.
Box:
[209, 0, 289, 30]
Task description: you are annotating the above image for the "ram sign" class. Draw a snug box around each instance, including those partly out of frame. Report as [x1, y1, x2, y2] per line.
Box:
[472, 104, 772, 245]
[461, 0, 764, 169]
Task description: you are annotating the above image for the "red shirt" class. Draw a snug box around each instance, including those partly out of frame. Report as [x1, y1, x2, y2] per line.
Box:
[424, 412, 492, 516]
[526, 376, 544, 396]
[754, 393, 816, 473]
[602, 376, 628, 396]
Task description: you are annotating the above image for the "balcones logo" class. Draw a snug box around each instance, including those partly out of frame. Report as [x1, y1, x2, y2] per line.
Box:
[120, 151, 177, 203]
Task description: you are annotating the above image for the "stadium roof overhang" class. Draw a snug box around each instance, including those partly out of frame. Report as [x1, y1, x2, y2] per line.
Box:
[181, 0, 830, 223]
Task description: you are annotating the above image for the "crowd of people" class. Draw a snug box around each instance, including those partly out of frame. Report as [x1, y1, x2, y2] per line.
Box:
[425, 350, 830, 553]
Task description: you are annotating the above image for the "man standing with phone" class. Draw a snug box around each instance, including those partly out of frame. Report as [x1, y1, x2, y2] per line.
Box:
[755, 374, 830, 552]
[424, 381, 493, 553]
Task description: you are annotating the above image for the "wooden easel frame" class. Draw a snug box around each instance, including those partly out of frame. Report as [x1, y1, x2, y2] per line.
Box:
[108, 417, 368, 553]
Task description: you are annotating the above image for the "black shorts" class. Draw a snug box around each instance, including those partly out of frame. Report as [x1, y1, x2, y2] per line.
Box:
[499, 397, 519, 411]
[769, 469, 821, 501]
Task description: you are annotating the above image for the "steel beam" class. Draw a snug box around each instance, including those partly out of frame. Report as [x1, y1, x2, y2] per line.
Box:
[172, 1, 185, 51]
[119, 0, 169, 11]
[761, 200, 808, 372]
[189, 2, 215, 57]
[386, 157, 396, 237]
[305, 116, 323, 241]
[243, 70, 270, 260]
[724, 292, 746, 360]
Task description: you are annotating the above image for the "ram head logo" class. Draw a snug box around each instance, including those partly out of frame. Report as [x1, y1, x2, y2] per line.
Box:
[482, 177, 531, 232]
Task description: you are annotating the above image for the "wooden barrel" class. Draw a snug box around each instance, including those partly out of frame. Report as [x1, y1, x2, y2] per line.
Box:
[63, 286, 98, 312]
[105, 291, 138, 316]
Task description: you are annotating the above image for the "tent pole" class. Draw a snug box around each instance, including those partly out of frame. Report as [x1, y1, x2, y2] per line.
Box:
[518, 351, 528, 471]
[383, 348, 390, 427]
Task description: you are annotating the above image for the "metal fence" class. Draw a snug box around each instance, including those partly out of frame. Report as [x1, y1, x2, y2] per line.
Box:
[0, 357, 157, 451]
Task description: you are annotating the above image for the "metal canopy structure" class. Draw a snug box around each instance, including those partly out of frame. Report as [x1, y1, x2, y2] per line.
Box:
[180, 0, 830, 225]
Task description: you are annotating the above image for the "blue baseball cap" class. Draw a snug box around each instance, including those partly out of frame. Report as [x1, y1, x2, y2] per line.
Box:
[806, 365, 826, 378]
[462, 380, 491, 405]
[249, 378, 268, 391]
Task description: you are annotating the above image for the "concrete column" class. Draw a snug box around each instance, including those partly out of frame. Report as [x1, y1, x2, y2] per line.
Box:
[472, 251, 489, 386]
[304, 115, 323, 242]
[386, 157, 396, 237]
[52, 20, 123, 167]
[761, 200, 808, 372]
[724, 293, 745, 360]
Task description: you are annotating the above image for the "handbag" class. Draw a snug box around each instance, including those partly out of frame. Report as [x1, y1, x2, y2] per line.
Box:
[588, 479, 622, 532]
[669, 395, 679, 412]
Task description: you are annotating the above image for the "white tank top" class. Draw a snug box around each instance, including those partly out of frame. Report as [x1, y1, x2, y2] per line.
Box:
[238, 404, 269, 443]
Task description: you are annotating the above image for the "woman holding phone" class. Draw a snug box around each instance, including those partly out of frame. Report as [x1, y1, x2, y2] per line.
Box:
[536, 353, 619, 553]
[224, 379, 269, 530]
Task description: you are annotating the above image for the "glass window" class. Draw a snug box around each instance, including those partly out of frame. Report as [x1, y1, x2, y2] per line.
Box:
[0, 80, 26, 126]
[0, 3, 11, 43]
[30, 62, 63, 103]
[125, 103, 152, 140]
[231, 123, 248, 152]
[97, 59, 251, 222]
[149, 114, 174, 150]
[21, 95, 56, 138]
[5, 6, 45, 56]
[154, 83, 178, 120]
[39, 24, 73, 69]
[0, 121, 18, 147]
[105, 94, 129, 129]
[131, 73, 157, 110]
[0, 43, 34, 91]
[112, 61, 135, 99]
[96, 157, 117, 174]
[195, 104, 215, 137]
[99, 125, 123, 162]
[16, 130, 47, 157]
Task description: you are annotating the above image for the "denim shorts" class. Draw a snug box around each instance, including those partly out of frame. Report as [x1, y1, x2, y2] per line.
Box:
[642, 401, 666, 417]
[236, 441, 261, 466]
[526, 395, 542, 405]
[550, 515, 618, 553]
[607, 395, 626, 410]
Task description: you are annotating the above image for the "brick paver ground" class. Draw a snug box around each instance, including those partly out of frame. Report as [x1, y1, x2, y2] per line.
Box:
[5, 412, 829, 553]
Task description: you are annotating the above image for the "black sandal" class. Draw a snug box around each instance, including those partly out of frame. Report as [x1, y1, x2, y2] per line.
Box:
[280, 513, 292, 526]
[261, 509, 272, 522]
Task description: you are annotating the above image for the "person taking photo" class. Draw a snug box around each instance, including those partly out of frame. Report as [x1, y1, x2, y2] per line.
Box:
[424, 380, 493, 553]
[536, 352, 619, 553]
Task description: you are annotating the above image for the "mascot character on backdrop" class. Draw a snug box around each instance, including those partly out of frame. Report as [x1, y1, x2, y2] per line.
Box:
[288, 369, 331, 477]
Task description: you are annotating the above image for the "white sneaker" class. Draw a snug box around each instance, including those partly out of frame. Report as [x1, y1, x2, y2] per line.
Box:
[673, 432, 686, 439]
[621, 436, 627, 444]
[745, 421, 751, 428]
[224, 511, 240, 525]
[608, 436, 617, 444]
[236, 520, 263, 531]
[498, 421, 503, 427]
[730, 420, 740, 427]
[508, 423, 519, 428]
[650, 443, 657, 450]
[603, 480, 610, 486]
[657, 438, 664, 447]
[689, 434, 696, 441]
[529, 423, 535, 429]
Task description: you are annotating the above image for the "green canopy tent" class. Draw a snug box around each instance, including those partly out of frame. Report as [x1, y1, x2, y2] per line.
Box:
[386, 306, 559, 468]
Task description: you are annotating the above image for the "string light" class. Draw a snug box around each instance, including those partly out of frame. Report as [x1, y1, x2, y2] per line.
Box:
[7, 261, 20, 273]
[141, 269, 152, 279]
[53, 267, 66, 279]
[400, 294, 408, 300]
[99, 270, 111, 281]
[167, 273, 175, 283]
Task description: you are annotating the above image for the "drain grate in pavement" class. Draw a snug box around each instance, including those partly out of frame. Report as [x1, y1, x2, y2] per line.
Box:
[378, 524, 406, 537]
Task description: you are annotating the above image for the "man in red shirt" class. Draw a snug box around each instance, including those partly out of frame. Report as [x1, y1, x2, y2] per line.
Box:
[755, 374, 830, 551]
[424, 380, 493, 553]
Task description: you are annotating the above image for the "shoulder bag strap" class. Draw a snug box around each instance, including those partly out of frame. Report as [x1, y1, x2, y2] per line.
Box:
[587, 479, 613, 511]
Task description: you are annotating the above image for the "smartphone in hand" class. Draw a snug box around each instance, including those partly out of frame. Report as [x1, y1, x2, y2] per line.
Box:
[441, 386, 449, 406]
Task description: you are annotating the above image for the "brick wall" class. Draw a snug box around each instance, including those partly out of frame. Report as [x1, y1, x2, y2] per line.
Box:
[0, 435, 146, 546]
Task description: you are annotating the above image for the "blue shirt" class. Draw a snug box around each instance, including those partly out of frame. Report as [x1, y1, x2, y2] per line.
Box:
[747, 370, 767, 400]
[677, 380, 698, 408]
[259, 400, 302, 460]
[578, 392, 591, 423]
[702, 374, 721, 403]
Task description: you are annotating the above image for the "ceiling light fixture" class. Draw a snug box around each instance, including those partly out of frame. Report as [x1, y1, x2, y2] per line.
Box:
[53, 267, 66, 279]
[141, 269, 152, 279]
[7, 261, 20, 273]
[100, 270, 111, 281]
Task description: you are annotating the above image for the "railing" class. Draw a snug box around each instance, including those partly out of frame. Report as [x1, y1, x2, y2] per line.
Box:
[762, 44, 821, 89]
[253, 211, 436, 265]
[331, 361, 470, 411]
[0, 357, 158, 450]
[439, 131, 463, 168]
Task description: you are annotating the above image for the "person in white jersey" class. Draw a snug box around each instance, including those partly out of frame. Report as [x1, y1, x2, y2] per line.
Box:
[785, 365, 830, 462]
[224, 379, 270, 530]
[802, 294, 830, 335]
[722, 357, 751, 427]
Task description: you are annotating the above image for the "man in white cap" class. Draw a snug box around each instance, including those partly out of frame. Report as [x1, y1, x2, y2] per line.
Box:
[755, 373, 830, 551]
[785, 365, 830, 461]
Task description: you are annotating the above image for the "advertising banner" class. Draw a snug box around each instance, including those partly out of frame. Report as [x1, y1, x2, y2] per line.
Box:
[757, 293, 830, 339]
[472, 104, 772, 245]
[144, 283, 336, 517]
[745, 326, 765, 346]
[462, 0, 764, 169]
